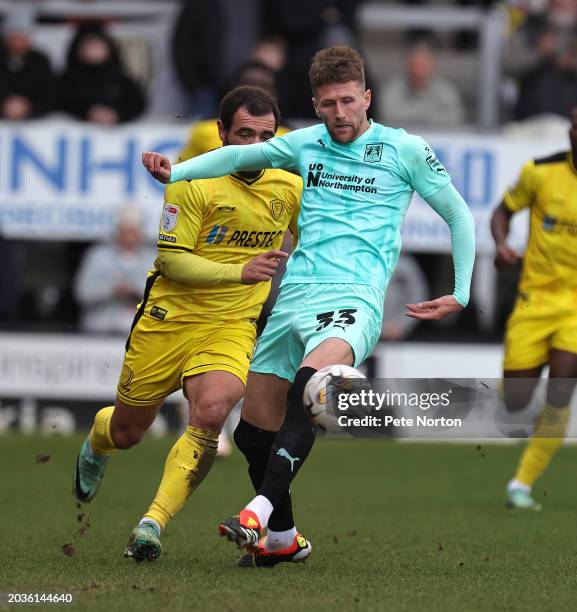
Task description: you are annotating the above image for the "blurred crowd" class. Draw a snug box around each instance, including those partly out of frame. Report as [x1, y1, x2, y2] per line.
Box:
[1, 0, 575, 339]
[0, 6, 145, 124]
[504, 0, 577, 122]
[2, 0, 577, 127]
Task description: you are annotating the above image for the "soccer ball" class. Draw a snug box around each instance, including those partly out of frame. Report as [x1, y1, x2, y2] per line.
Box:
[303, 364, 367, 432]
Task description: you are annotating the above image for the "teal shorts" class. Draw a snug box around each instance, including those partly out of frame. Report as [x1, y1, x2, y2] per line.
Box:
[250, 283, 383, 382]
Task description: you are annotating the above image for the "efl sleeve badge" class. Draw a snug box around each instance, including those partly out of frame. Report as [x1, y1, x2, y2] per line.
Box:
[161, 204, 179, 232]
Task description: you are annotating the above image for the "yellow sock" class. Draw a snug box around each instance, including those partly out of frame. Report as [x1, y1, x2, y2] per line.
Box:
[515, 403, 569, 487]
[145, 426, 219, 530]
[89, 406, 117, 457]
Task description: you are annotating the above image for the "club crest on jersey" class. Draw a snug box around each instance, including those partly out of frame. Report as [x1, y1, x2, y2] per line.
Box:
[364, 143, 383, 163]
[270, 199, 285, 220]
[162, 204, 179, 232]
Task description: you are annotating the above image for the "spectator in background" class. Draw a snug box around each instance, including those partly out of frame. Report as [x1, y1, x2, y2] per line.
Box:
[172, 0, 260, 119]
[0, 4, 54, 120]
[505, 0, 577, 120]
[262, 0, 370, 119]
[177, 60, 291, 161]
[251, 36, 287, 74]
[402, 0, 495, 48]
[74, 207, 155, 335]
[59, 22, 145, 124]
[505, 0, 577, 77]
[381, 255, 429, 341]
[380, 40, 466, 128]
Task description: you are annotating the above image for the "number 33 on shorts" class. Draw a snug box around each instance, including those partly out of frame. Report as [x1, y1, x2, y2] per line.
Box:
[315, 309, 357, 331]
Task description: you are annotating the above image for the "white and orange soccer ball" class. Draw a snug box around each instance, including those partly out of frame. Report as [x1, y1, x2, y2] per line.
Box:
[303, 364, 366, 432]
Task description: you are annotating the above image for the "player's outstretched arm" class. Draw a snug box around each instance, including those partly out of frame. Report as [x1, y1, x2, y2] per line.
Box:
[156, 249, 287, 286]
[142, 143, 273, 184]
[423, 183, 475, 309]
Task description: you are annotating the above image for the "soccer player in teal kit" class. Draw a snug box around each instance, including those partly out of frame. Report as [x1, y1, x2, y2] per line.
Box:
[143, 46, 475, 566]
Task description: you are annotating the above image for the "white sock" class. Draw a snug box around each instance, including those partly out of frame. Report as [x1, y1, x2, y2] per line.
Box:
[139, 517, 161, 536]
[507, 479, 531, 493]
[265, 527, 297, 551]
[245, 495, 274, 528]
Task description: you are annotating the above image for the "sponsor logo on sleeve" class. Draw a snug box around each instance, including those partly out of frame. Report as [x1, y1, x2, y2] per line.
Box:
[162, 204, 179, 232]
[158, 234, 176, 243]
[424, 146, 446, 173]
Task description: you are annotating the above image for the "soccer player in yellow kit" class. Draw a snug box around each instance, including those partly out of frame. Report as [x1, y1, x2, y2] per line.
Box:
[72, 86, 302, 560]
[491, 109, 577, 510]
[176, 62, 293, 458]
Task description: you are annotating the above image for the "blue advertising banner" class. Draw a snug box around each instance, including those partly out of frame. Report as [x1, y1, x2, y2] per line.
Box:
[0, 121, 566, 253]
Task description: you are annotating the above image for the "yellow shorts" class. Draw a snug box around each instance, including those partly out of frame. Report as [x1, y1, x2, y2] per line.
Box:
[116, 315, 256, 407]
[504, 290, 577, 371]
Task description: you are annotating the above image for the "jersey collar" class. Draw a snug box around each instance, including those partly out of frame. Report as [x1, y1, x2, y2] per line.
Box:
[231, 169, 266, 185]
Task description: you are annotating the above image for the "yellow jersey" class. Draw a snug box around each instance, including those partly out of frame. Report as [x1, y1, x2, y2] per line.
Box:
[145, 169, 301, 323]
[177, 119, 291, 161]
[504, 151, 577, 293]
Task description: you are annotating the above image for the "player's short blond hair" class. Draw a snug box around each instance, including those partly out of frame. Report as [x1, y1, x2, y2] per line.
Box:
[309, 46, 366, 93]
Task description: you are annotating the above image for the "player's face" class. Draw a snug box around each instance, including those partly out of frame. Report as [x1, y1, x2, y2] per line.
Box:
[312, 81, 371, 144]
[218, 106, 277, 146]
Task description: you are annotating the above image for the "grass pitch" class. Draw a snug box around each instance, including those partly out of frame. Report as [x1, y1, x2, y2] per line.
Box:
[2, 434, 577, 611]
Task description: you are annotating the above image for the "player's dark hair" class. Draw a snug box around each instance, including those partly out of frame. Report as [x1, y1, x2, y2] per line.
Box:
[309, 45, 366, 92]
[219, 85, 280, 132]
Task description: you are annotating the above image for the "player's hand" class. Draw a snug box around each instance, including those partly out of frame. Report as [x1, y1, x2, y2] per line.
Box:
[241, 250, 288, 285]
[494, 243, 520, 269]
[142, 152, 171, 184]
[405, 295, 463, 321]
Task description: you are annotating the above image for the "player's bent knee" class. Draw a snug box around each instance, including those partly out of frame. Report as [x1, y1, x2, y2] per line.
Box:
[110, 424, 146, 449]
[190, 396, 231, 432]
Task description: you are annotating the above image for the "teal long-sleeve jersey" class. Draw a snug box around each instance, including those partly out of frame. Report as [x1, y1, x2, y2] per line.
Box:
[170, 120, 475, 306]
